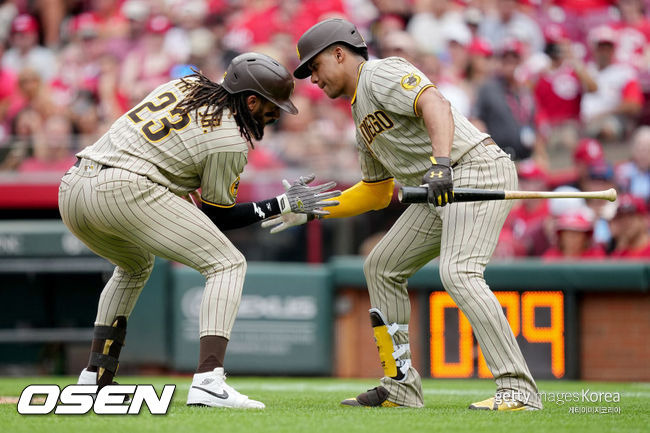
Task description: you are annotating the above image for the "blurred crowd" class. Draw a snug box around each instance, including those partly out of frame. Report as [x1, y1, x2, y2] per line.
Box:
[495, 136, 650, 259]
[0, 0, 648, 259]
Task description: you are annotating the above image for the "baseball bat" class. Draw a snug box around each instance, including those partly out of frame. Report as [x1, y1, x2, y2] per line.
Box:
[398, 186, 617, 203]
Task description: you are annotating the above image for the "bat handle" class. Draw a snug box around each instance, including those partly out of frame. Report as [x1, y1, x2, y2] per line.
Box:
[399, 186, 506, 203]
[399, 186, 428, 203]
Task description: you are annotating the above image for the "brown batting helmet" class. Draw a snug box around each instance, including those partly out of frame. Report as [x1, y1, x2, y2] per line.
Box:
[294, 18, 368, 79]
[222, 52, 298, 115]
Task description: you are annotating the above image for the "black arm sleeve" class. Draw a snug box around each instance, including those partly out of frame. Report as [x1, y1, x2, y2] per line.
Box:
[201, 198, 282, 231]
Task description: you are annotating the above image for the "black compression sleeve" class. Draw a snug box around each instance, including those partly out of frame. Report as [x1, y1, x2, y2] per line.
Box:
[201, 198, 282, 231]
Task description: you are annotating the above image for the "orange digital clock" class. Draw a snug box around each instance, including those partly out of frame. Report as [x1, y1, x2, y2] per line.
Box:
[429, 291, 565, 379]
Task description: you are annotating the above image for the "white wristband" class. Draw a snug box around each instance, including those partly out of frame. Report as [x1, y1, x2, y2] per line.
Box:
[276, 194, 291, 214]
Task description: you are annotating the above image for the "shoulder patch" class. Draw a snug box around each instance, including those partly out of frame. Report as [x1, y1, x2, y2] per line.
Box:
[230, 176, 241, 197]
[400, 73, 421, 90]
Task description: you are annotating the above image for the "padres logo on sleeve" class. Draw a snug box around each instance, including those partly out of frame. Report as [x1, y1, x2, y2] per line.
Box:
[230, 176, 240, 197]
[400, 73, 421, 90]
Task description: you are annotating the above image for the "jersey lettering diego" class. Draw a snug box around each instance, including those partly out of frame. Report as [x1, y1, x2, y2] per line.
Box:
[77, 79, 249, 206]
[351, 57, 488, 186]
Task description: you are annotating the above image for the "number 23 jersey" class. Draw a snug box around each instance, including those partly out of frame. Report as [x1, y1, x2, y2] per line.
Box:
[77, 78, 248, 207]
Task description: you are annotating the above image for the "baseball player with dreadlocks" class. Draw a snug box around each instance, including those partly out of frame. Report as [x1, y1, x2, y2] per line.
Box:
[263, 19, 542, 411]
[58, 52, 340, 409]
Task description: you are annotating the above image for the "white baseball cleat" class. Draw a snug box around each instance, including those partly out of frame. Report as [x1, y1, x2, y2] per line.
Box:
[76, 368, 132, 403]
[77, 368, 97, 385]
[186, 367, 265, 409]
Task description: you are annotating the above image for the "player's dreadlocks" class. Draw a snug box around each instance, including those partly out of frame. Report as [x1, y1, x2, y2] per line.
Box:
[176, 71, 263, 146]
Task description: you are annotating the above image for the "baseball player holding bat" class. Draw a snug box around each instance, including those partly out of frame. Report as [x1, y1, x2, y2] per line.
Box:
[58, 53, 340, 409]
[263, 19, 542, 410]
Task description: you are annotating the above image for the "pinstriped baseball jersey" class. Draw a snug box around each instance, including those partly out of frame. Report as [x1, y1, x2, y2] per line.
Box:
[343, 57, 540, 408]
[77, 79, 248, 207]
[351, 57, 489, 186]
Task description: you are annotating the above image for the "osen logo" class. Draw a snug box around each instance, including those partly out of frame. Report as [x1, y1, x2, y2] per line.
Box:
[17, 384, 175, 415]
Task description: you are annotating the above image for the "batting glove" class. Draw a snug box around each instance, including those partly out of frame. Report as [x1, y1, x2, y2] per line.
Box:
[421, 157, 454, 207]
[276, 174, 341, 216]
[261, 213, 310, 234]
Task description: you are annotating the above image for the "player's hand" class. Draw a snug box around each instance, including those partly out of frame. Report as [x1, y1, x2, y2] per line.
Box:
[261, 213, 309, 234]
[421, 157, 454, 207]
[277, 174, 341, 216]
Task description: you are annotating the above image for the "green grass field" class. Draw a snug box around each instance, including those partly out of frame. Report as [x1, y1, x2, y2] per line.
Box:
[1, 376, 648, 433]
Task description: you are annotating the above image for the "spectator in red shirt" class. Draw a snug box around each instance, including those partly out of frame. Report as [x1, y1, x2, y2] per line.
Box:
[609, 193, 650, 258]
[581, 25, 644, 142]
[223, 0, 344, 52]
[90, 0, 130, 40]
[573, 137, 605, 188]
[120, 15, 176, 106]
[534, 24, 597, 151]
[543, 210, 606, 260]
[50, 13, 105, 112]
[552, 0, 613, 14]
[611, 0, 650, 69]
[501, 160, 552, 256]
[545, 137, 605, 190]
[0, 41, 17, 139]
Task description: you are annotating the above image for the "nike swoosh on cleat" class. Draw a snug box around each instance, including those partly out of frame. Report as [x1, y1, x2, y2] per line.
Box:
[191, 385, 229, 399]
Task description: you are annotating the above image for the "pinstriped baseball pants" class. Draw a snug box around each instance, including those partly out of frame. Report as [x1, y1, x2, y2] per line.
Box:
[58, 163, 246, 339]
[364, 143, 542, 408]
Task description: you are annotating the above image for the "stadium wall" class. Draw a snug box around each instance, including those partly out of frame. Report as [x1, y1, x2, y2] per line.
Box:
[0, 221, 648, 380]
